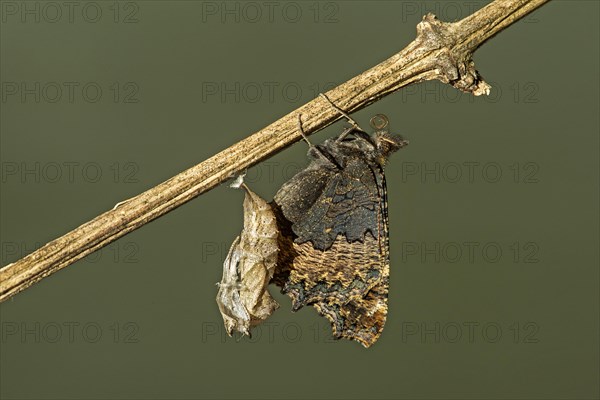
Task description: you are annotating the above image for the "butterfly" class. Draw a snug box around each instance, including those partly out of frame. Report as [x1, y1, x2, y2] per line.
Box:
[272, 95, 408, 347]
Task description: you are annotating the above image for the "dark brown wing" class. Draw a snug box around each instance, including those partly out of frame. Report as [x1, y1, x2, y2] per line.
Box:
[272, 156, 391, 347]
[312, 173, 390, 347]
[290, 158, 381, 250]
[274, 161, 337, 228]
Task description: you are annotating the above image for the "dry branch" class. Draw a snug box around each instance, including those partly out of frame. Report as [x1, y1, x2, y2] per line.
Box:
[0, 0, 550, 302]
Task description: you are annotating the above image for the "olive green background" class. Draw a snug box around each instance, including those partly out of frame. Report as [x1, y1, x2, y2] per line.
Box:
[1, 1, 598, 399]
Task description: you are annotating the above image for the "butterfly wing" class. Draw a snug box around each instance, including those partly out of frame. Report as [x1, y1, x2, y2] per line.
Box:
[273, 154, 391, 347]
[313, 174, 391, 347]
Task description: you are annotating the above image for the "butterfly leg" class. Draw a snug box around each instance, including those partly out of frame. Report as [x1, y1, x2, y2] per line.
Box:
[297, 113, 313, 147]
[319, 93, 362, 132]
[297, 113, 343, 169]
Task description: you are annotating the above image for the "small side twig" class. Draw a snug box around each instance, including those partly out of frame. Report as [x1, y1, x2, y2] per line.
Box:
[0, 0, 550, 302]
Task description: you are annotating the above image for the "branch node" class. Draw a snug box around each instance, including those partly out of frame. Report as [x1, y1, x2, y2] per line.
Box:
[416, 13, 491, 96]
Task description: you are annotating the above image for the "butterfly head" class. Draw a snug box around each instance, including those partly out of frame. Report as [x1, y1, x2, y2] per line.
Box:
[373, 131, 408, 160]
[369, 114, 408, 167]
[319, 114, 408, 169]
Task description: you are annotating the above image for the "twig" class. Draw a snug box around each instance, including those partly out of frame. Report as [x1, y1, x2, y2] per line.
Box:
[0, 0, 550, 302]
